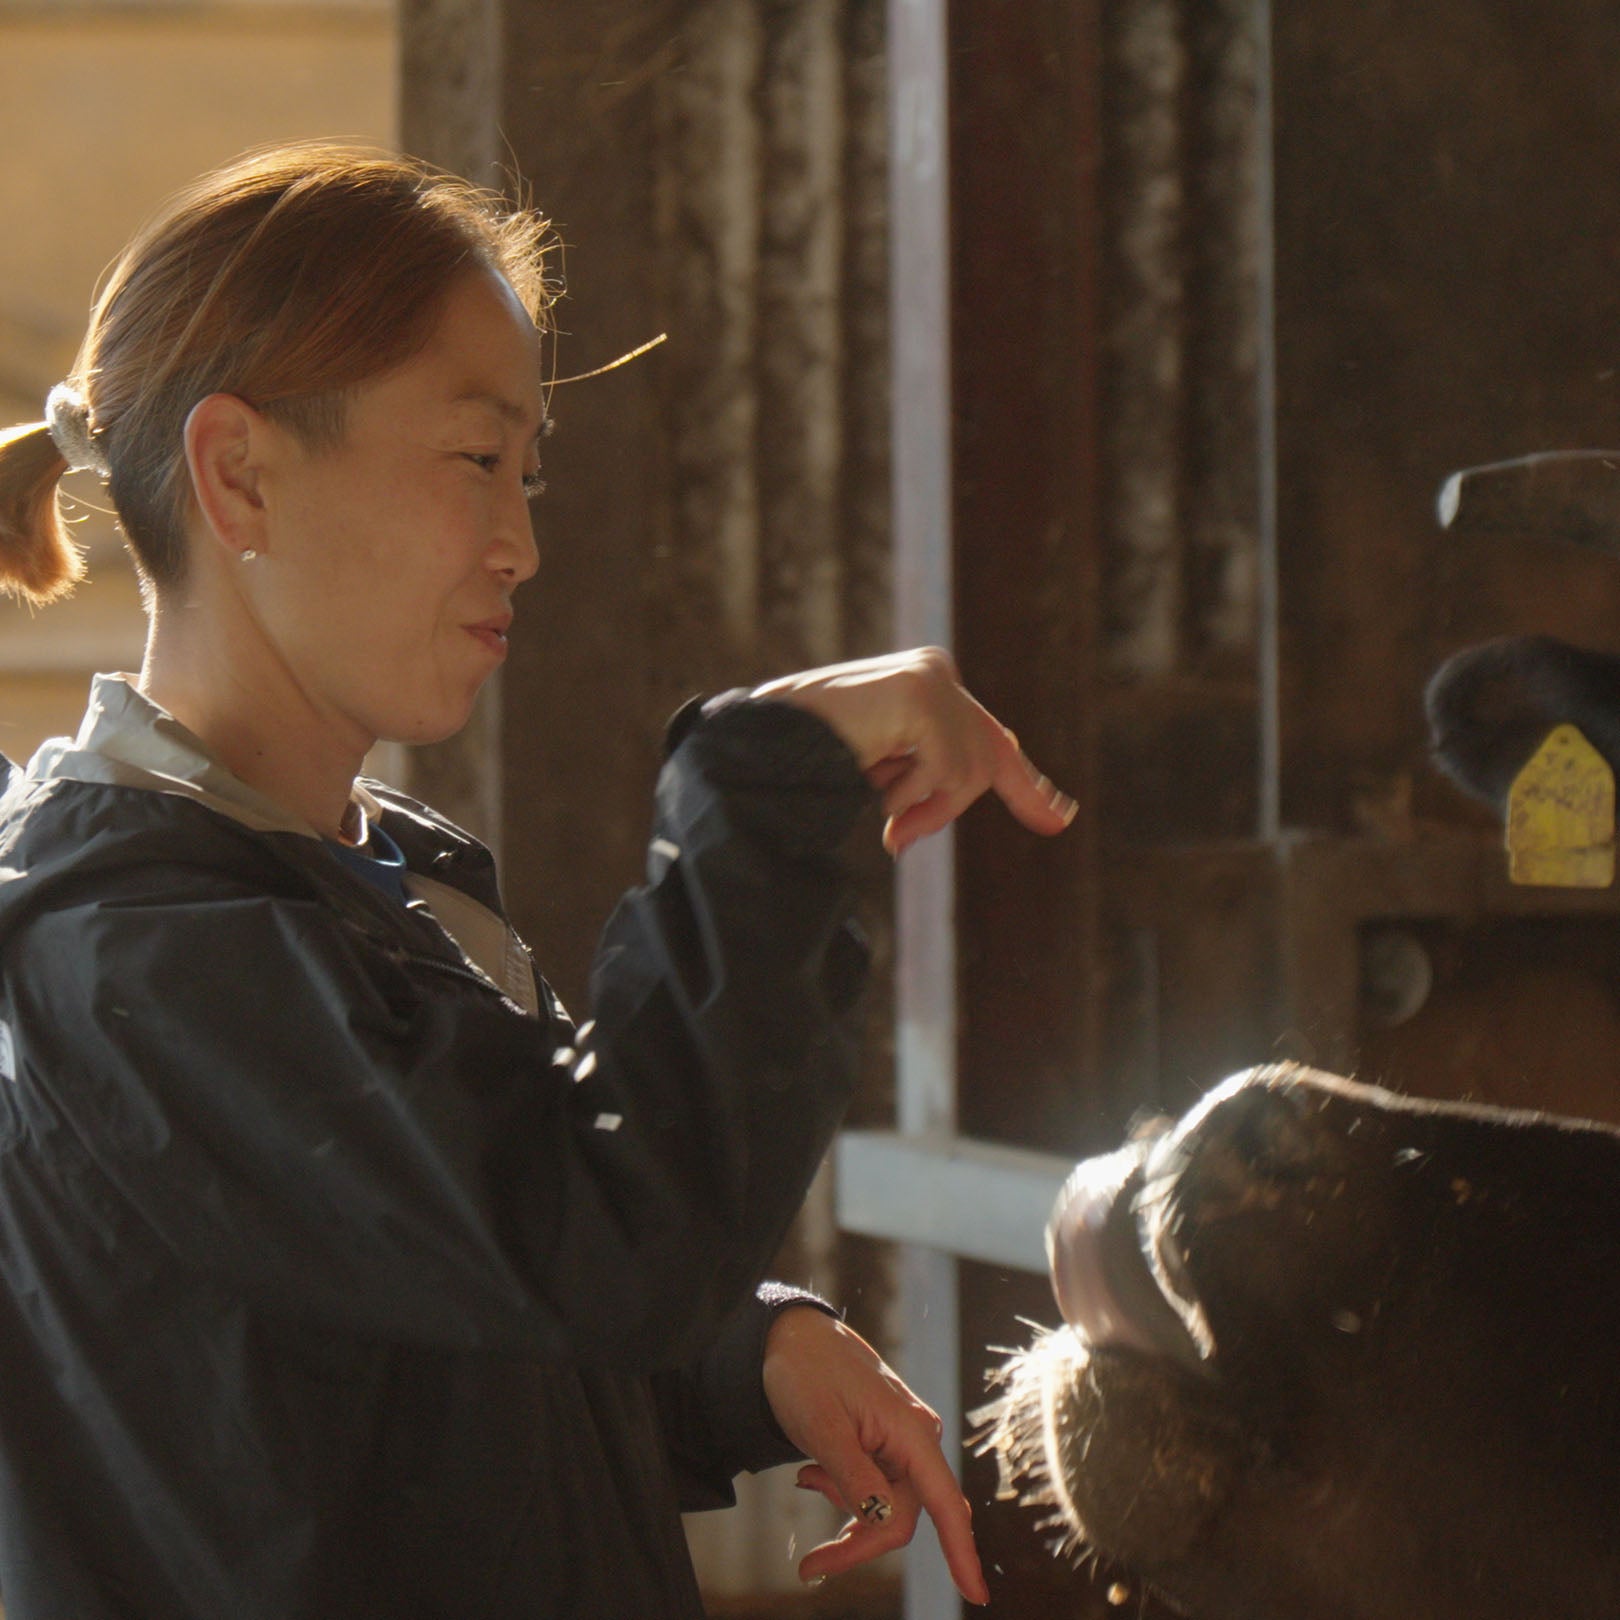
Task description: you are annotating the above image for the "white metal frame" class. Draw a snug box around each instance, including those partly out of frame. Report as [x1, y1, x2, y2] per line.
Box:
[837, 8, 1074, 1615]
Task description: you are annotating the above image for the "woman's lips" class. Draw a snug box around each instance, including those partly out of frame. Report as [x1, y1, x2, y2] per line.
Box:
[465, 616, 512, 657]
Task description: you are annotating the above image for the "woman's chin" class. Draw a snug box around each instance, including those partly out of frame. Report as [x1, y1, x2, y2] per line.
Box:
[377, 693, 483, 749]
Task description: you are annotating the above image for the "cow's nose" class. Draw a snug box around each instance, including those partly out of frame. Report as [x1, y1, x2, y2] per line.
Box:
[1047, 1146, 1210, 1372]
[1047, 1148, 1155, 1349]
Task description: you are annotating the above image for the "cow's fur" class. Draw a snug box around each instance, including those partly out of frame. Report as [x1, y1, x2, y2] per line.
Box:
[978, 1065, 1620, 1620]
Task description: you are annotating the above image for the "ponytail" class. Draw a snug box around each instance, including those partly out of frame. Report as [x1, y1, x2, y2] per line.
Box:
[0, 419, 87, 606]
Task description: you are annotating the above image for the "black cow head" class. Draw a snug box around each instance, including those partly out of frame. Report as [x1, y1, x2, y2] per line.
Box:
[977, 1064, 1620, 1620]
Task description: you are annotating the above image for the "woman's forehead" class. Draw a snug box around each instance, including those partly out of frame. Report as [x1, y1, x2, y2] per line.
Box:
[410, 271, 547, 425]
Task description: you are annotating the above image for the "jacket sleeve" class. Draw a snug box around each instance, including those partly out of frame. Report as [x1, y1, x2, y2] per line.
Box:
[650, 1281, 841, 1511]
[1, 700, 871, 1371]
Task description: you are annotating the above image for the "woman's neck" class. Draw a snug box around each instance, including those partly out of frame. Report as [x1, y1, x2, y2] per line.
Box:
[139, 593, 370, 842]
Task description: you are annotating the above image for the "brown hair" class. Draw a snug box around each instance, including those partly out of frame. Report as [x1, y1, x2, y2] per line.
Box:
[0, 141, 556, 604]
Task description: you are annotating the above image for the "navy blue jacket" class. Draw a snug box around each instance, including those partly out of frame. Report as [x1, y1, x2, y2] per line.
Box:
[0, 681, 869, 1618]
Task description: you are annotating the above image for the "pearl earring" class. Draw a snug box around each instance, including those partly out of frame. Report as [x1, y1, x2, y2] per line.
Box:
[241, 549, 258, 562]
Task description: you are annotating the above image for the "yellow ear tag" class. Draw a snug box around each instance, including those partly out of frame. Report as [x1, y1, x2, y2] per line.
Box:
[1506, 724, 1615, 887]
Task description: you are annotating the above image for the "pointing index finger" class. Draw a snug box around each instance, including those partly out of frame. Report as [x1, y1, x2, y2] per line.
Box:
[989, 722, 1078, 836]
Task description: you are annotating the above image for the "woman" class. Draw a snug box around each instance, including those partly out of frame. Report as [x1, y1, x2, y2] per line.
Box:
[0, 143, 1072, 1618]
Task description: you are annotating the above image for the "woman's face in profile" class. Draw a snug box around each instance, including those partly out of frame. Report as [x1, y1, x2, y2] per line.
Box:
[245, 266, 546, 749]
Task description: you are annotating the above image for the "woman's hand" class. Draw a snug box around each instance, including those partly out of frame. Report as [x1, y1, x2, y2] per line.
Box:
[761, 1305, 990, 1606]
[752, 647, 1077, 856]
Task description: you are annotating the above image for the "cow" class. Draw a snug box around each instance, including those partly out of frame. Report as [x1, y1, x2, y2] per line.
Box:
[976, 1062, 1620, 1620]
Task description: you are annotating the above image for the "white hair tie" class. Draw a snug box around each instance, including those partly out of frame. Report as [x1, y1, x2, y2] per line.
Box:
[44, 384, 110, 477]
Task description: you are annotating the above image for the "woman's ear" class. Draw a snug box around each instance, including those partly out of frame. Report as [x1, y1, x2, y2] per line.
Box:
[182, 393, 269, 559]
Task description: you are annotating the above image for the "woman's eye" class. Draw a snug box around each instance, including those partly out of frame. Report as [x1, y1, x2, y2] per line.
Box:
[463, 453, 543, 497]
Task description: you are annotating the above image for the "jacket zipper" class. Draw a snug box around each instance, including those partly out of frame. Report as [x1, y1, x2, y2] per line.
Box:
[383, 942, 511, 1000]
[311, 854, 522, 1007]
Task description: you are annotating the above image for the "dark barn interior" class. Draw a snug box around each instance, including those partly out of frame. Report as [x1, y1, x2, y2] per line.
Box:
[396, 2, 1620, 1614]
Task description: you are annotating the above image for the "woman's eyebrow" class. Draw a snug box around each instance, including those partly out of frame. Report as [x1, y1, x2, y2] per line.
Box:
[449, 389, 545, 430]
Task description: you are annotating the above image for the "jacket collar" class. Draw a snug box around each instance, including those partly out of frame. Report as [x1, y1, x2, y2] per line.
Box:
[10, 677, 541, 1017]
[23, 673, 383, 841]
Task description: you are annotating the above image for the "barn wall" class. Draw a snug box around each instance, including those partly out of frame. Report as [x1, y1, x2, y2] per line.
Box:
[1274, 0, 1620, 837]
[401, 0, 899, 1603]
[1261, 0, 1620, 1125]
[1094, 0, 1620, 1208]
[400, 2, 1620, 1616]
[953, 1, 1620, 1614]
[479, 0, 893, 1013]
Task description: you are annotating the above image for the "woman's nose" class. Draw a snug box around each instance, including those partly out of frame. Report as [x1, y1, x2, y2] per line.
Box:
[492, 485, 540, 583]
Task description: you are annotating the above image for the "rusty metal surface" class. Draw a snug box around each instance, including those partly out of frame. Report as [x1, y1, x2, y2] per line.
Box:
[949, 0, 1102, 1153]
[1358, 914, 1620, 1124]
[1119, 831, 1620, 1095]
[658, 0, 765, 695]
[1100, 0, 1187, 682]
[1098, 0, 1263, 682]
[838, 0, 893, 659]
[947, 3, 1108, 1615]
[755, 0, 846, 670]
[489, 3, 904, 1604]
[488, 2, 892, 1006]
[1273, 0, 1620, 833]
[396, 0, 501, 188]
[1184, 0, 1264, 666]
[1094, 0, 1266, 851]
